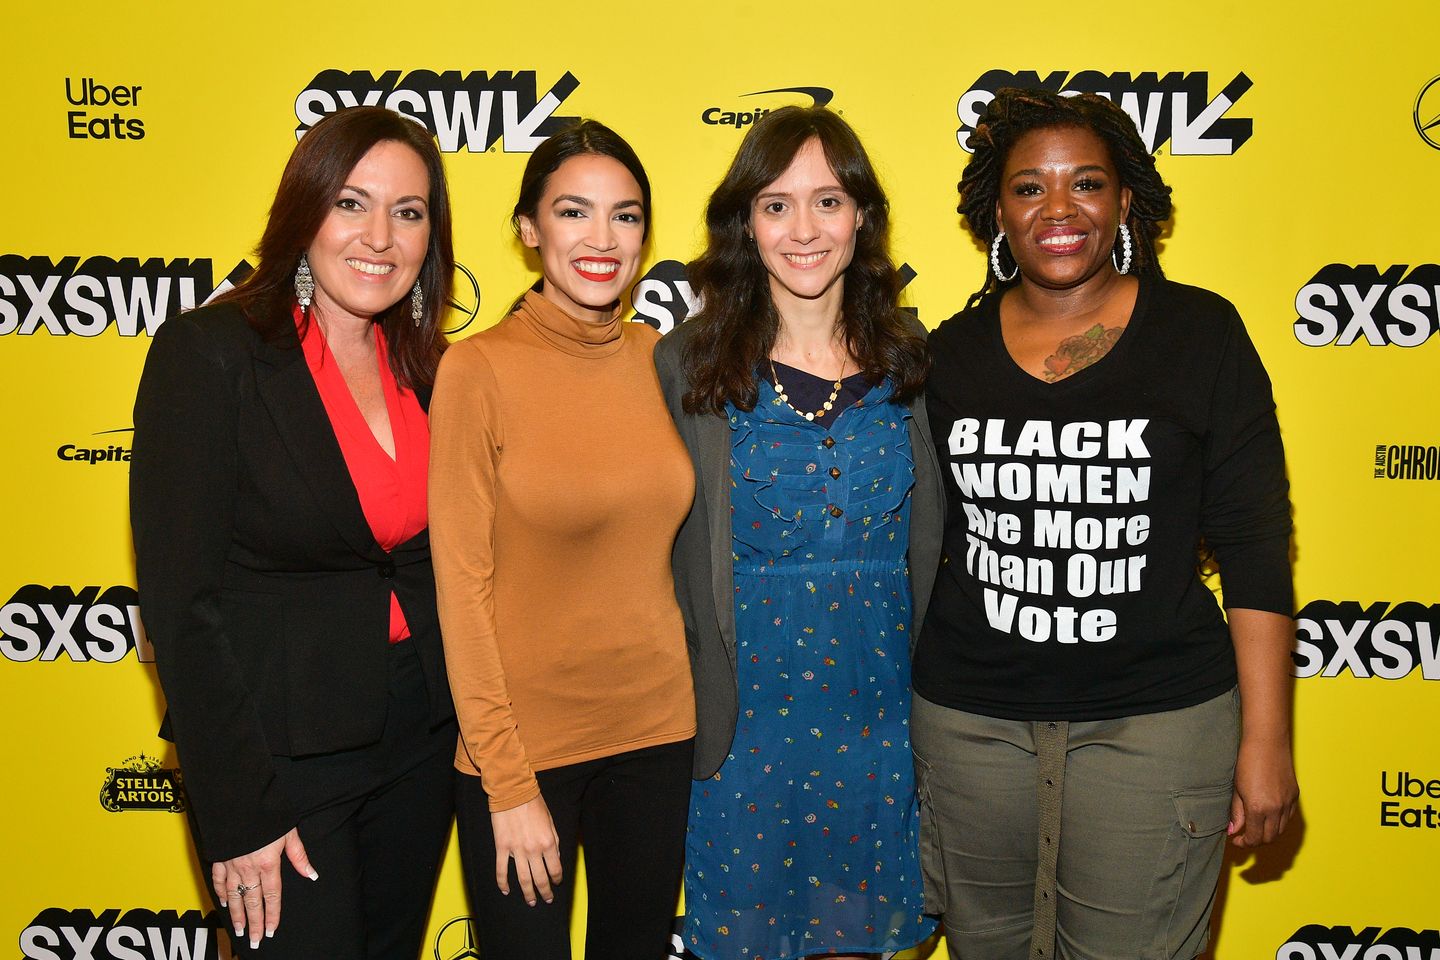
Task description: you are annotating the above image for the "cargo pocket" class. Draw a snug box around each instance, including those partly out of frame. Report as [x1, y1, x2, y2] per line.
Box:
[913, 751, 948, 917]
[1163, 783, 1233, 958]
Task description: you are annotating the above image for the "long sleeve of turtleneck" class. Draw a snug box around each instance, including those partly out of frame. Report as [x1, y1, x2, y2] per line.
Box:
[428, 290, 697, 811]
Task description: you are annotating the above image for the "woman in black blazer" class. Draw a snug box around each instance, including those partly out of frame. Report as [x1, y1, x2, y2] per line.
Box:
[130, 107, 457, 959]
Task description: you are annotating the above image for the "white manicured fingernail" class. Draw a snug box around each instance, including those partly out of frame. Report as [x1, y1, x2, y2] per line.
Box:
[250, 939, 259, 949]
[266, 930, 274, 938]
[235, 926, 244, 936]
[307, 869, 318, 880]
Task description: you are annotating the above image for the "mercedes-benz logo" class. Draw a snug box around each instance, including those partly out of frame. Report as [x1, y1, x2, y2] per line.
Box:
[1416, 75, 1440, 150]
[433, 916, 480, 960]
[444, 262, 482, 336]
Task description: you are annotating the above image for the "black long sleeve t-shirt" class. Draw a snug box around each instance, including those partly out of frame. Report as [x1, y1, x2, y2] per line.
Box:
[913, 277, 1293, 720]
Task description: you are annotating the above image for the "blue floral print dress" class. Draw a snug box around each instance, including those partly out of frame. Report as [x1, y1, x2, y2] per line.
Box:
[683, 378, 936, 960]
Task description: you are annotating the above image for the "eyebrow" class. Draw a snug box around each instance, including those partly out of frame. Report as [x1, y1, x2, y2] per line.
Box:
[1008, 164, 1109, 181]
[755, 185, 847, 202]
[552, 195, 643, 211]
[339, 185, 427, 205]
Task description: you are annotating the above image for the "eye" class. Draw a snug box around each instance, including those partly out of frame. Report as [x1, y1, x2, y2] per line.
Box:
[764, 201, 787, 215]
[557, 207, 585, 218]
[396, 207, 426, 221]
[336, 197, 362, 210]
[615, 212, 642, 224]
[1075, 177, 1106, 192]
[818, 196, 843, 209]
[1013, 182, 1042, 197]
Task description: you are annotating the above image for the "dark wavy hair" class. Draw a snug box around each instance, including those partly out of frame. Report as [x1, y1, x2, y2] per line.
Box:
[681, 106, 927, 417]
[508, 118, 652, 313]
[214, 105, 453, 389]
[958, 88, 1173, 309]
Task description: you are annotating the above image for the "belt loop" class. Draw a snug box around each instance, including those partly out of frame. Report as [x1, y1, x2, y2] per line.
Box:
[1032, 720, 1069, 960]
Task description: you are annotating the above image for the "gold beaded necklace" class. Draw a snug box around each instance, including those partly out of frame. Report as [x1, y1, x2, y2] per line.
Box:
[769, 356, 847, 422]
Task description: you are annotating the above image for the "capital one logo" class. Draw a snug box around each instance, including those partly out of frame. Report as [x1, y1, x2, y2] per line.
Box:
[955, 71, 1253, 155]
[1294, 264, 1439, 347]
[294, 70, 579, 152]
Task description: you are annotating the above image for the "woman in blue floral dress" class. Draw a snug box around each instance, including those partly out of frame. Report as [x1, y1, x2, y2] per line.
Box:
[654, 106, 946, 960]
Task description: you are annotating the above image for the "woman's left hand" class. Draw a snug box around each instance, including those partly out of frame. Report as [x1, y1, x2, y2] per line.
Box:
[1228, 734, 1299, 847]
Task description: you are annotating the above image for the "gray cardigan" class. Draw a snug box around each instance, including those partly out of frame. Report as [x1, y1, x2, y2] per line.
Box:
[655, 320, 946, 780]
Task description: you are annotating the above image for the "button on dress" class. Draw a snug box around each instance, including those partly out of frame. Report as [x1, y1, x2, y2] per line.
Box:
[684, 378, 936, 960]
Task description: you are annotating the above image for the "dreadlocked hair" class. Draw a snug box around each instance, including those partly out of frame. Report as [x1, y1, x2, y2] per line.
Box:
[957, 88, 1173, 310]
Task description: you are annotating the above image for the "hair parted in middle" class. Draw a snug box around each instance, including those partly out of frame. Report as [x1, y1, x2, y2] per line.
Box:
[958, 88, 1174, 309]
[508, 118, 652, 313]
[681, 105, 928, 417]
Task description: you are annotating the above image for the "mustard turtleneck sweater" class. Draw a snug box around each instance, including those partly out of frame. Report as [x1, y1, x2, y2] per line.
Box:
[429, 290, 697, 811]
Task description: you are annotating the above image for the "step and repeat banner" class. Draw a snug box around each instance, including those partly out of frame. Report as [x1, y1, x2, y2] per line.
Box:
[2, 2, 1437, 958]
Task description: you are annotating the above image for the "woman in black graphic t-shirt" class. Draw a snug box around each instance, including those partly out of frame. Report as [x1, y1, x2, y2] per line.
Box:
[911, 89, 1299, 960]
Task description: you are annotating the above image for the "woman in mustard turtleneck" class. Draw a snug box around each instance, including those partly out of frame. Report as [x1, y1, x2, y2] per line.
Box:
[428, 120, 696, 960]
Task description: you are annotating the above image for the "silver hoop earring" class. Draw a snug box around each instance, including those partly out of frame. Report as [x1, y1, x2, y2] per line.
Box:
[294, 253, 314, 308]
[1112, 223, 1133, 276]
[990, 232, 1019, 282]
[410, 279, 424, 327]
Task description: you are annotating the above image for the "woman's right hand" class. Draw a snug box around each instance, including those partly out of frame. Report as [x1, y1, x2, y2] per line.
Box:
[212, 827, 318, 949]
[491, 795, 562, 905]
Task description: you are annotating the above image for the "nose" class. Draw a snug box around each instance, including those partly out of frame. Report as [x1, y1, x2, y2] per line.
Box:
[791, 206, 820, 244]
[1043, 191, 1077, 222]
[587, 214, 618, 252]
[363, 209, 393, 251]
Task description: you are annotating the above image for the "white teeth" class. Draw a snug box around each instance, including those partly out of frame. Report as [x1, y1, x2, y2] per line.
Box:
[1038, 235, 1085, 247]
[346, 259, 395, 275]
[785, 252, 827, 265]
[575, 260, 618, 275]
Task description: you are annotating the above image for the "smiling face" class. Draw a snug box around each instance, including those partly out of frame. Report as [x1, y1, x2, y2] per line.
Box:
[307, 140, 431, 324]
[517, 153, 646, 325]
[750, 138, 862, 317]
[996, 125, 1132, 291]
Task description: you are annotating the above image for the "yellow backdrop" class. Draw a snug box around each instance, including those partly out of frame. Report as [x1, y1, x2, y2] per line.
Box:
[2, 2, 1437, 958]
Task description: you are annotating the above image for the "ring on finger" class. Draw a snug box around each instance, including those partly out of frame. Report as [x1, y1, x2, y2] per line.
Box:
[235, 883, 257, 896]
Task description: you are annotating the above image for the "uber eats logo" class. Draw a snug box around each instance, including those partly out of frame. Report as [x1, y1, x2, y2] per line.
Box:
[294, 69, 579, 152]
[1277, 925, 1440, 960]
[1294, 264, 1439, 347]
[19, 908, 220, 960]
[1292, 600, 1439, 681]
[956, 70, 1253, 155]
[0, 585, 152, 664]
[65, 77, 145, 141]
[0, 256, 251, 338]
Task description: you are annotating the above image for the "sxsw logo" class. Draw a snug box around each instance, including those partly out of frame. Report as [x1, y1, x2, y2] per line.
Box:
[0, 585, 152, 664]
[19, 908, 220, 960]
[294, 70, 579, 152]
[627, 261, 917, 334]
[1292, 601, 1439, 681]
[1294, 264, 1439, 347]
[1277, 925, 1440, 960]
[955, 71, 1253, 155]
[0, 256, 250, 338]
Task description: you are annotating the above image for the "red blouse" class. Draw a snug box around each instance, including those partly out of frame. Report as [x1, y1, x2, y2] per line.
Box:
[297, 309, 429, 643]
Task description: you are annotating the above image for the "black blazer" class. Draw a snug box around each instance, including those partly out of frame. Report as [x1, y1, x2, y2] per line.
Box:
[655, 320, 946, 780]
[130, 302, 454, 862]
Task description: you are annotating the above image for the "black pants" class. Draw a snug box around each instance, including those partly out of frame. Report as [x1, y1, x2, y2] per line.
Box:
[457, 737, 694, 960]
[197, 640, 457, 960]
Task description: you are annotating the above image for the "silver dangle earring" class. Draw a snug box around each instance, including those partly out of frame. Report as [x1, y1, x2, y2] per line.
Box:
[990, 232, 1019, 282]
[1112, 223, 1133, 276]
[410, 278, 423, 327]
[294, 252, 314, 308]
